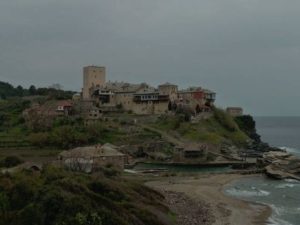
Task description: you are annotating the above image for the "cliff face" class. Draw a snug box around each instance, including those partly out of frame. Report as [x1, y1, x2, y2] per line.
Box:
[234, 115, 281, 152]
[234, 115, 261, 143]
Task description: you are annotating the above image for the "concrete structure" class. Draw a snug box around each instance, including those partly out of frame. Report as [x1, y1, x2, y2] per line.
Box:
[226, 107, 243, 117]
[82, 66, 106, 100]
[59, 143, 126, 173]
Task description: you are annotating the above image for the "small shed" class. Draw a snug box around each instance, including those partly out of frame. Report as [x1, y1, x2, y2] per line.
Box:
[182, 143, 207, 158]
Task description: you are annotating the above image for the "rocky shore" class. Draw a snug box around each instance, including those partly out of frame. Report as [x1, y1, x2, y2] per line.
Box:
[147, 174, 271, 225]
[260, 151, 300, 180]
[162, 190, 214, 225]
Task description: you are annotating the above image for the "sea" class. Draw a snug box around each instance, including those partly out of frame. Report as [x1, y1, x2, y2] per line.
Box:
[225, 117, 300, 225]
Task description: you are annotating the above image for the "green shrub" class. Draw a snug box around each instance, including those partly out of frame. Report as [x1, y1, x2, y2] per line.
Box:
[0, 167, 169, 225]
[28, 132, 49, 148]
[1, 156, 23, 168]
[213, 107, 238, 132]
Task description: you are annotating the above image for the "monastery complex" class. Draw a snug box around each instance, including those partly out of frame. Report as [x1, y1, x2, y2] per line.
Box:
[81, 65, 216, 115]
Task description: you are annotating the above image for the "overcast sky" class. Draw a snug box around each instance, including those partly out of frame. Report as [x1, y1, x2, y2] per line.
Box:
[1, 0, 300, 116]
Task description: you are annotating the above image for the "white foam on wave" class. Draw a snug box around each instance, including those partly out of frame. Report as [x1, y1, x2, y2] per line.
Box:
[267, 204, 294, 225]
[226, 187, 270, 197]
[275, 183, 296, 189]
[279, 146, 300, 154]
[268, 216, 293, 225]
[284, 178, 300, 184]
[270, 204, 286, 216]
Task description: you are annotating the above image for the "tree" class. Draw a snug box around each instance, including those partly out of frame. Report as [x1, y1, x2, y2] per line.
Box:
[0, 94, 6, 100]
[0, 193, 9, 223]
[49, 83, 63, 90]
[172, 102, 177, 111]
[196, 104, 201, 114]
[168, 101, 172, 111]
[75, 212, 102, 225]
[16, 85, 24, 97]
[28, 85, 37, 95]
[1, 156, 23, 168]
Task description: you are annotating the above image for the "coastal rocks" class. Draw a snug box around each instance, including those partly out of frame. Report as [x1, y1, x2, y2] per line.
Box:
[265, 165, 300, 180]
[162, 191, 214, 225]
[262, 151, 300, 181]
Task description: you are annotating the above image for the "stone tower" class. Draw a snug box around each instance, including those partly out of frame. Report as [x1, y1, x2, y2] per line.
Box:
[158, 83, 178, 102]
[82, 66, 106, 100]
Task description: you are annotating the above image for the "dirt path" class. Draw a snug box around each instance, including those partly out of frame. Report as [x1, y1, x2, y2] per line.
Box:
[139, 124, 183, 146]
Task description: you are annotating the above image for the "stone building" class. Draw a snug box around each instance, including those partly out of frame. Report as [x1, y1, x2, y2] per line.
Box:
[82, 66, 106, 100]
[178, 87, 215, 113]
[23, 100, 73, 118]
[92, 82, 170, 115]
[58, 143, 126, 173]
[81, 65, 216, 115]
[226, 107, 243, 117]
[182, 143, 207, 158]
[158, 83, 178, 102]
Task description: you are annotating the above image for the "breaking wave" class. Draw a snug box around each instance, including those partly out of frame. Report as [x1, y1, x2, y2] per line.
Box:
[279, 146, 300, 155]
[267, 205, 293, 225]
[226, 187, 270, 197]
[268, 217, 293, 225]
[275, 183, 296, 189]
[284, 178, 300, 184]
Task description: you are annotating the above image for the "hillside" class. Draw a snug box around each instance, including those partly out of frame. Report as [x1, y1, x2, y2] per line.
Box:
[0, 166, 172, 225]
[150, 108, 249, 146]
[0, 94, 267, 163]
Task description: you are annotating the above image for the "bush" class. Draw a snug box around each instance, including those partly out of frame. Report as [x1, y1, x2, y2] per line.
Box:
[1, 156, 23, 168]
[0, 167, 168, 225]
[213, 107, 238, 132]
[50, 126, 89, 149]
[28, 132, 49, 148]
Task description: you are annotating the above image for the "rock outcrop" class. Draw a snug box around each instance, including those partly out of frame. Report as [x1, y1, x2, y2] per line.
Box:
[262, 151, 300, 180]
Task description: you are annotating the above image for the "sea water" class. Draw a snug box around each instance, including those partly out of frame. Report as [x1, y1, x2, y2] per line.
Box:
[134, 163, 232, 173]
[225, 117, 300, 225]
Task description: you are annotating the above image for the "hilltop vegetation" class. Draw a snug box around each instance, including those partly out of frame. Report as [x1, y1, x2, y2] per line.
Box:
[0, 97, 252, 154]
[0, 98, 161, 151]
[0, 80, 260, 160]
[152, 107, 249, 146]
[0, 81, 74, 100]
[0, 167, 171, 225]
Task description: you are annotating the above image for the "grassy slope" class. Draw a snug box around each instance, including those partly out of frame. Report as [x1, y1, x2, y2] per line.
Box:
[0, 167, 171, 225]
[0, 99, 31, 148]
[151, 109, 249, 146]
[0, 97, 249, 162]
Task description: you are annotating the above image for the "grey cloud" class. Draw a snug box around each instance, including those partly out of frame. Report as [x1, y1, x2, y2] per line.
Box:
[0, 0, 300, 116]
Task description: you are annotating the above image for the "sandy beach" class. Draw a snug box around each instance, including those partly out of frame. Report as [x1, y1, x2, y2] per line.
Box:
[146, 174, 272, 225]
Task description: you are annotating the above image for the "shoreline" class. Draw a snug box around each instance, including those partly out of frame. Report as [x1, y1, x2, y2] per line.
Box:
[146, 174, 272, 225]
